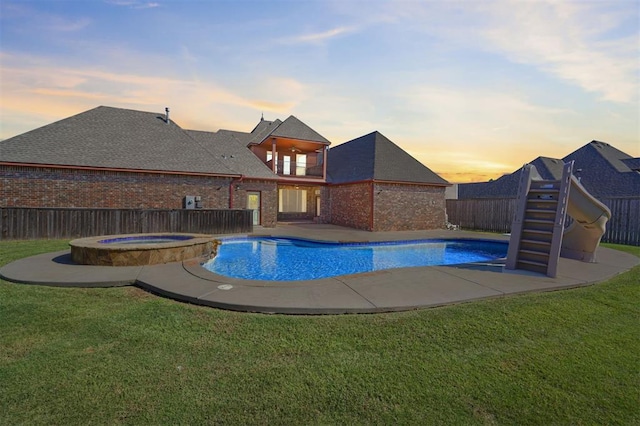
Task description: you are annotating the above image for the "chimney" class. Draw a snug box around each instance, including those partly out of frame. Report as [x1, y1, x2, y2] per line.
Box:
[165, 107, 170, 124]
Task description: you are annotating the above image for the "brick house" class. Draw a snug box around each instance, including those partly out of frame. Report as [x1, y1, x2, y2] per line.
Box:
[327, 131, 449, 231]
[0, 106, 449, 231]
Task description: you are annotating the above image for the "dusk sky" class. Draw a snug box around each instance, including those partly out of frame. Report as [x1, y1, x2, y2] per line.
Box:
[1, 0, 638, 182]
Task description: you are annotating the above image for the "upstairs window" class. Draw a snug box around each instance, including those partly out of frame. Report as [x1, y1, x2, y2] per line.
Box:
[296, 154, 306, 176]
[283, 155, 291, 175]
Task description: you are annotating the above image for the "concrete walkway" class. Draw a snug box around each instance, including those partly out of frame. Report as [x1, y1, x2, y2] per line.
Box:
[1, 224, 637, 314]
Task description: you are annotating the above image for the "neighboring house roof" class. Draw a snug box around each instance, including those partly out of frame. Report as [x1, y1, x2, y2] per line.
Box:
[535, 157, 566, 180]
[622, 158, 640, 171]
[186, 129, 275, 179]
[563, 140, 640, 198]
[327, 131, 449, 185]
[458, 156, 564, 199]
[457, 140, 640, 199]
[247, 116, 330, 145]
[0, 106, 237, 176]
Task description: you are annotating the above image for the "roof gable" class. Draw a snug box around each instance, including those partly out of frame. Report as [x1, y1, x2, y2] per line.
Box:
[328, 131, 448, 185]
[246, 115, 331, 146]
[270, 116, 330, 144]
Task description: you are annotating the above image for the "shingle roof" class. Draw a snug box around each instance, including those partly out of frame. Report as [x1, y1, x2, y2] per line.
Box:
[270, 116, 330, 144]
[622, 158, 640, 171]
[186, 129, 275, 179]
[0, 106, 237, 176]
[562, 140, 640, 198]
[327, 131, 449, 185]
[246, 115, 330, 145]
[457, 140, 640, 199]
[457, 156, 563, 199]
[583, 140, 636, 173]
[247, 119, 282, 145]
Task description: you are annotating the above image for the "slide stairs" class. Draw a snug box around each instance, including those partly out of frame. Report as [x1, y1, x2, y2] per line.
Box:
[505, 162, 573, 277]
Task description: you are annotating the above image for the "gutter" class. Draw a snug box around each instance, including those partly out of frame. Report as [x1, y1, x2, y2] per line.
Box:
[0, 162, 242, 179]
[328, 179, 451, 187]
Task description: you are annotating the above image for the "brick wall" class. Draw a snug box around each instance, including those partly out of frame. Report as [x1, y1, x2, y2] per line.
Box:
[231, 180, 278, 227]
[328, 182, 372, 230]
[2, 166, 447, 231]
[373, 182, 446, 231]
[318, 186, 332, 223]
[1, 165, 231, 209]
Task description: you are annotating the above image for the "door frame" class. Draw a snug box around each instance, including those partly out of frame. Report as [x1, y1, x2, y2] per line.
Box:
[246, 191, 261, 225]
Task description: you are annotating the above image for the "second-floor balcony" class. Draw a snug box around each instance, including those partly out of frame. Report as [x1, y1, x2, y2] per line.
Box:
[249, 134, 330, 180]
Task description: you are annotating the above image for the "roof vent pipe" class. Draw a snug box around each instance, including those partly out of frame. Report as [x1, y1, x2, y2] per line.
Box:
[165, 107, 170, 124]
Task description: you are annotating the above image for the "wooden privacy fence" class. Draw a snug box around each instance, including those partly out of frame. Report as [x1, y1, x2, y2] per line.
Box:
[0, 208, 253, 240]
[445, 198, 517, 234]
[446, 197, 640, 246]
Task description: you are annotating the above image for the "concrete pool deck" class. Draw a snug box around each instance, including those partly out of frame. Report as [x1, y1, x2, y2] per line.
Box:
[1, 224, 638, 314]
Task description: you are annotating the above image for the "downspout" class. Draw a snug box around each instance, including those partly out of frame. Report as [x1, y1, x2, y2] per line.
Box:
[322, 146, 328, 180]
[229, 175, 245, 209]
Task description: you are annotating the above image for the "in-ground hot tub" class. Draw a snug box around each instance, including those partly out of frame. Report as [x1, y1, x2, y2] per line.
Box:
[70, 233, 219, 266]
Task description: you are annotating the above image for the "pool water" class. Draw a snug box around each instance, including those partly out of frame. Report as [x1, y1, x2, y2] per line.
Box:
[203, 237, 507, 281]
[99, 235, 194, 245]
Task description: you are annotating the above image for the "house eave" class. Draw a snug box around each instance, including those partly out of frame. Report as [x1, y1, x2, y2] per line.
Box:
[0, 162, 242, 179]
[248, 136, 331, 147]
[373, 179, 451, 187]
[328, 179, 451, 187]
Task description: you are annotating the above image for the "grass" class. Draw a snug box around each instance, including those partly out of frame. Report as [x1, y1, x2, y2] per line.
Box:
[1, 240, 638, 425]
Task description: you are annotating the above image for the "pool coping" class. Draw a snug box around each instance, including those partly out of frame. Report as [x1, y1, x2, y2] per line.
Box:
[69, 232, 218, 266]
[1, 225, 638, 314]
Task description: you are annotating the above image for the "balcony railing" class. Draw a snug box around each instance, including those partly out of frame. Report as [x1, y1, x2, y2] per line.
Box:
[266, 160, 324, 178]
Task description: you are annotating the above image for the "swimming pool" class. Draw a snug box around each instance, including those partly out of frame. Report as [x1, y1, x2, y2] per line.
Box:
[203, 237, 507, 281]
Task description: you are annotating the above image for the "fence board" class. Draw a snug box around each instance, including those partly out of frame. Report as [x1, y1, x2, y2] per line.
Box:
[0, 208, 253, 240]
[446, 198, 517, 234]
[446, 197, 640, 246]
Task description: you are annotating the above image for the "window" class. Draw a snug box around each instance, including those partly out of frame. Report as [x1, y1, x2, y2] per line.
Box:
[266, 151, 277, 168]
[279, 189, 307, 212]
[283, 155, 291, 175]
[296, 154, 306, 176]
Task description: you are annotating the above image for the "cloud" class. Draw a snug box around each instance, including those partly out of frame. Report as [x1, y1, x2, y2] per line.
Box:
[47, 16, 91, 32]
[106, 1, 159, 9]
[335, 0, 638, 103]
[478, 0, 639, 103]
[384, 84, 584, 181]
[0, 53, 311, 137]
[280, 25, 357, 45]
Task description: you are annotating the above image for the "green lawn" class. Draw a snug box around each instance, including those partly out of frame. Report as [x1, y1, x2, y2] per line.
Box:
[1, 240, 638, 425]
